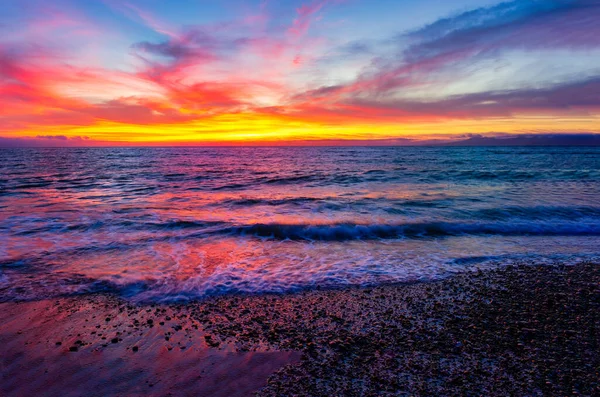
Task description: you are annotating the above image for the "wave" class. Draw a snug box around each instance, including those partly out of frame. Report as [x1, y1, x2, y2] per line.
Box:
[217, 221, 600, 241]
[8, 215, 600, 242]
[472, 206, 600, 221]
[219, 196, 322, 207]
[10, 219, 226, 236]
[263, 174, 324, 185]
[3, 253, 599, 303]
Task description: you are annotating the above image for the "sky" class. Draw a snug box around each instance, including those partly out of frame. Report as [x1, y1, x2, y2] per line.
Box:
[1, 0, 600, 145]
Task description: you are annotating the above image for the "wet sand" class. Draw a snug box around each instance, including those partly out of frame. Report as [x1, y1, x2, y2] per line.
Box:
[0, 299, 300, 397]
[1, 263, 599, 396]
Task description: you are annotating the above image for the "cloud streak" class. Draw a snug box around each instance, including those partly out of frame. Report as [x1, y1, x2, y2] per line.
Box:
[286, 0, 600, 121]
[1, 0, 599, 144]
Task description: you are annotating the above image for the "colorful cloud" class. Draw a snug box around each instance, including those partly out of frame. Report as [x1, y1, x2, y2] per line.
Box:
[1, 0, 599, 145]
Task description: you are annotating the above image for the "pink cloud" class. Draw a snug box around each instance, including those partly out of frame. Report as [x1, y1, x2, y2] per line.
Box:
[288, 1, 327, 38]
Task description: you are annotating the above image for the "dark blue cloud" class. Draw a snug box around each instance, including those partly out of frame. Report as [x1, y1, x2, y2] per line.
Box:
[402, 0, 600, 64]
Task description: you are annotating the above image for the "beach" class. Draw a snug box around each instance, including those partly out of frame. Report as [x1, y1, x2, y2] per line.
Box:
[2, 0, 600, 393]
[2, 262, 598, 396]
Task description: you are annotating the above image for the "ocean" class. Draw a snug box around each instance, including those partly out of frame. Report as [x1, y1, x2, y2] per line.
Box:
[1, 146, 599, 301]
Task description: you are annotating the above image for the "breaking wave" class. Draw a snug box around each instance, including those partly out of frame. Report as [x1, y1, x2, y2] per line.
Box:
[218, 221, 600, 240]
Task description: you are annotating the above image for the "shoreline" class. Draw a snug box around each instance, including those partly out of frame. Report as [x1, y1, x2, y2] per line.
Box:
[1, 262, 599, 396]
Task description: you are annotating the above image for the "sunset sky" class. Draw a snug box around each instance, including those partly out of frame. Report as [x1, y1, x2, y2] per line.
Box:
[1, 0, 600, 145]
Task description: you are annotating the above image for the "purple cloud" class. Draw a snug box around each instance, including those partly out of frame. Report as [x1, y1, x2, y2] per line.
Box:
[345, 75, 600, 118]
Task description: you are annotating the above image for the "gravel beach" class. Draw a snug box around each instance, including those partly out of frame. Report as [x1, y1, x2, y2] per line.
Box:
[1, 262, 598, 396]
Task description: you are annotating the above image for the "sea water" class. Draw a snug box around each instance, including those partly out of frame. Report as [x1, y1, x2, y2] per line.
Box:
[1, 146, 599, 301]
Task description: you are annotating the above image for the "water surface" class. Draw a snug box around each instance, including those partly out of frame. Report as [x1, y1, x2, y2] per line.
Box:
[1, 147, 599, 301]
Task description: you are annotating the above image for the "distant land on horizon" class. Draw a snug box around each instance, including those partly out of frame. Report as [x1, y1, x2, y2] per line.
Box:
[440, 134, 600, 147]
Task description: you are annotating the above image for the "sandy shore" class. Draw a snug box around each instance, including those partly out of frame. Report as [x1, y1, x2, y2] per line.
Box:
[1, 263, 599, 396]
